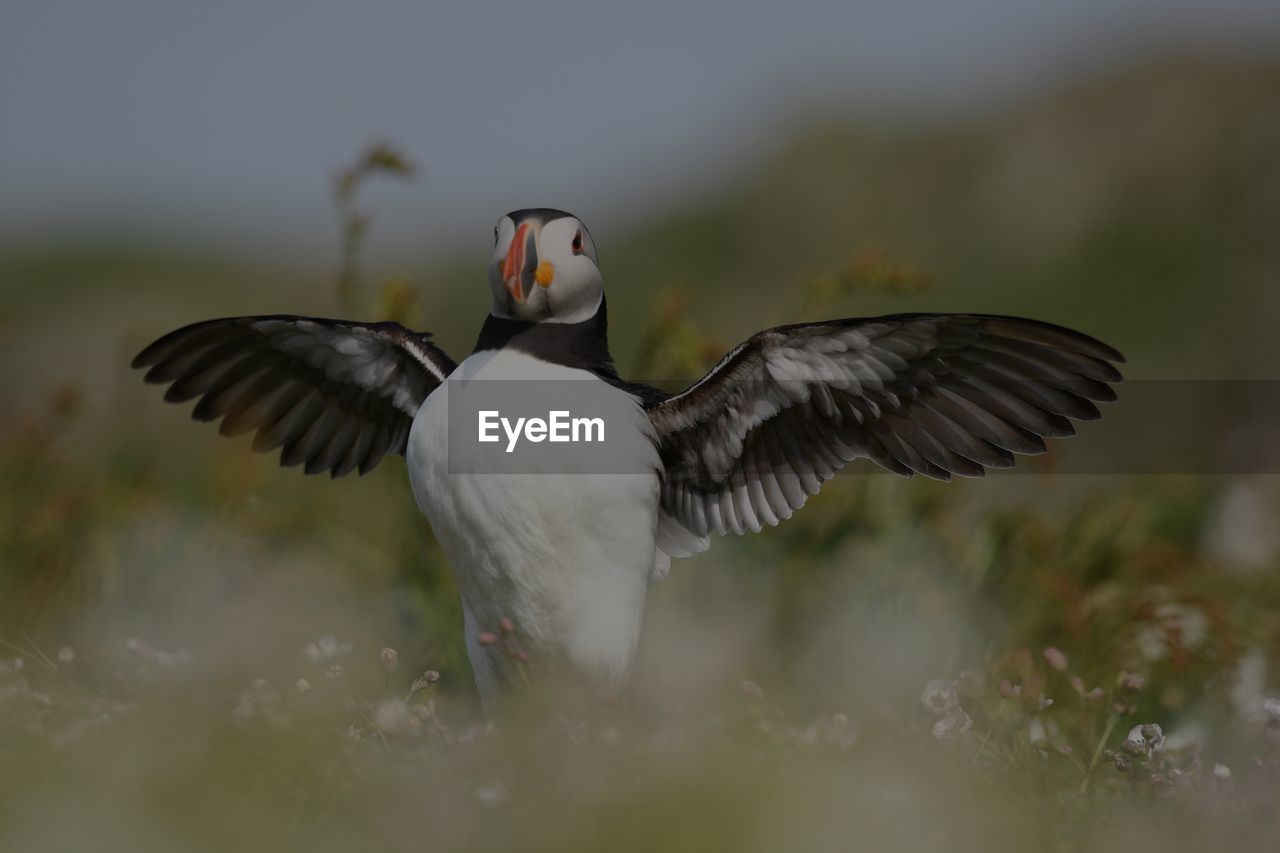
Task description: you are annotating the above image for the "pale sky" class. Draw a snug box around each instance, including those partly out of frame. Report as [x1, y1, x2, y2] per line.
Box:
[2, 0, 1278, 255]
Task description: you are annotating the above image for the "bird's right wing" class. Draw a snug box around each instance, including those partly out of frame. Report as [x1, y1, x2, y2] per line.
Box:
[133, 315, 456, 477]
[645, 313, 1124, 539]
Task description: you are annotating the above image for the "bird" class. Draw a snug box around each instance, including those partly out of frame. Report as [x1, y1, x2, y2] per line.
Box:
[132, 207, 1124, 706]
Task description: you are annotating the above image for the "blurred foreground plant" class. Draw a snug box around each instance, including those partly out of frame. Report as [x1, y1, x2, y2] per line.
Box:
[0, 384, 92, 631]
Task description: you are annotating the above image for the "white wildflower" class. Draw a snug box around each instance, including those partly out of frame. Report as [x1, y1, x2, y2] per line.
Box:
[304, 634, 352, 663]
[1135, 625, 1167, 661]
[1211, 761, 1235, 794]
[1117, 671, 1145, 693]
[1201, 480, 1280, 571]
[1265, 704, 1280, 749]
[1124, 723, 1164, 756]
[1230, 649, 1269, 724]
[125, 638, 189, 667]
[56, 646, 75, 664]
[1135, 600, 1210, 661]
[1124, 725, 1148, 754]
[823, 712, 858, 750]
[231, 678, 288, 728]
[373, 700, 414, 735]
[932, 707, 972, 740]
[1155, 602, 1209, 650]
[921, 679, 958, 715]
[1028, 717, 1047, 745]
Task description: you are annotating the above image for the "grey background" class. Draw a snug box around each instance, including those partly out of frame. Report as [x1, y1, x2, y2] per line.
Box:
[3, 0, 1279, 256]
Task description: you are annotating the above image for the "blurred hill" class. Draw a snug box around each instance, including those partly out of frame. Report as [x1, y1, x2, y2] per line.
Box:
[600, 55, 1280, 380]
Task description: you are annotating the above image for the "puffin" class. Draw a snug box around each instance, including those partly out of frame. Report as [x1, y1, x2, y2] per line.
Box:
[133, 207, 1124, 705]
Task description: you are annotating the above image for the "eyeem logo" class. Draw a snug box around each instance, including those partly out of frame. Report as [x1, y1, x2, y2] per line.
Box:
[478, 410, 605, 453]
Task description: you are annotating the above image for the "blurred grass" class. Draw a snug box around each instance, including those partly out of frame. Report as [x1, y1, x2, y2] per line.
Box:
[2, 54, 1280, 851]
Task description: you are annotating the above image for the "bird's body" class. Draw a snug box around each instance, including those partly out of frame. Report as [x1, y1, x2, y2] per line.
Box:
[409, 347, 660, 700]
[133, 207, 1126, 707]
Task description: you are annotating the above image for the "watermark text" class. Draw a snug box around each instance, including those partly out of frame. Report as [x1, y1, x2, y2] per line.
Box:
[478, 410, 606, 453]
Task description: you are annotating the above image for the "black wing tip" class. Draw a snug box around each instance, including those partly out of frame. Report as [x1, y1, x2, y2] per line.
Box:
[1095, 343, 1126, 366]
[1065, 329, 1125, 365]
[1016, 431, 1049, 456]
[128, 315, 427, 485]
[1050, 421, 1077, 439]
[133, 329, 205, 369]
[140, 366, 169, 384]
[982, 314, 1126, 365]
[1092, 365, 1125, 386]
[1096, 337, 1128, 365]
[129, 317, 232, 370]
[132, 329, 186, 370]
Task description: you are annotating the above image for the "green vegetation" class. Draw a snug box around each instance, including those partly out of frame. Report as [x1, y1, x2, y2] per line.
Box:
[1, 56, 1279, 851]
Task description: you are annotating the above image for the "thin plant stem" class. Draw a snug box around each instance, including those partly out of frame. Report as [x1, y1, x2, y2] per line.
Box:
[1079, 712, 1119, 795]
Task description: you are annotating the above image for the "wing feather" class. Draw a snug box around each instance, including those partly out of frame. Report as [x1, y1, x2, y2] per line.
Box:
[647, 313, 1122, 540]
[134, 315, 456, 478]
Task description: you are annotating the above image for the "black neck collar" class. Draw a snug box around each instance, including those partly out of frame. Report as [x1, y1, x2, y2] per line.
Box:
[472, 295, 619, 379]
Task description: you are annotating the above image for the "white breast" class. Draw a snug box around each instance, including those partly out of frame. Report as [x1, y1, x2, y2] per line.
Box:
[406, 349, 661, 701]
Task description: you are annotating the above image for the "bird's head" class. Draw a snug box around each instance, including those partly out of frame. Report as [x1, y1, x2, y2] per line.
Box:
[488, 209, 601, 323]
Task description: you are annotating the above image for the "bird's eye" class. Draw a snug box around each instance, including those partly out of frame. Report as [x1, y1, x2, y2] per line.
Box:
[571, 230, 584, 255]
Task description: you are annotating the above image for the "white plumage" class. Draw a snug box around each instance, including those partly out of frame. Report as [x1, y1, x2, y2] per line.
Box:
[408, 349, 661, 703]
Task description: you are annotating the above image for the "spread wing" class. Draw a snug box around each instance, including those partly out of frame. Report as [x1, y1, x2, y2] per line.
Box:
[645, 313, 1123, 539]
[132, 315, 456, 478]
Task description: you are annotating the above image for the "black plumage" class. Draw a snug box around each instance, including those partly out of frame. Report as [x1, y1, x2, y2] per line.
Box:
[644, 313, 1124, 537]
[132, 315, 455, 478]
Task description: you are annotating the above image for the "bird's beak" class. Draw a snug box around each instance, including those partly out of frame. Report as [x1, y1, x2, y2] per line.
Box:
[502, 223, 555, 303]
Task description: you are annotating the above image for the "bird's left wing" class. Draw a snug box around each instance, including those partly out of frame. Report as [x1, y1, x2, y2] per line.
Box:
[132, 315, 456, 477]
[645, 313, 1123, 539]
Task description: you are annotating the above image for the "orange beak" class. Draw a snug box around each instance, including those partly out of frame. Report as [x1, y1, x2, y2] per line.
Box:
[502, 223, 534, 303]
[502, 223, 555, 303]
